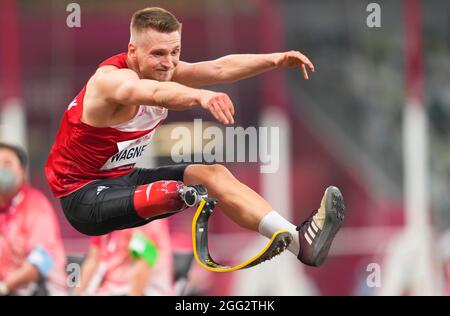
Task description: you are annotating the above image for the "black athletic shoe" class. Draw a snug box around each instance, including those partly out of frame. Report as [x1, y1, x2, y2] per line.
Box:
[297, 186, 345, 267]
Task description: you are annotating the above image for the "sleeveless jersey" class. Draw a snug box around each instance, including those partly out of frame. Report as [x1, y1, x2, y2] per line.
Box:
[45, 53, 167, 198]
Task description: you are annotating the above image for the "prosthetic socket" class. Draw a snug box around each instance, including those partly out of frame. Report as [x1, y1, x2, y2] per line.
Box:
[133, 181, 208, 219]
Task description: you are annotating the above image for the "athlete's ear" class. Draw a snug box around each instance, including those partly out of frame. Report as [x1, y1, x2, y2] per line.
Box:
[128, 42, 137, 60]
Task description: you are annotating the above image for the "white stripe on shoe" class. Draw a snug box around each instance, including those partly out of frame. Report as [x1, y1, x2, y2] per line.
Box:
[311, 220, 319, 232]
[304, 221, 321, 246]
[307, 226, 316, 239]
[304, 232, 313, 245]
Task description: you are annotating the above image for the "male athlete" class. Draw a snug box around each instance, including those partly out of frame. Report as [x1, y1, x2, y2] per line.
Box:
[46, 7, 345, 267]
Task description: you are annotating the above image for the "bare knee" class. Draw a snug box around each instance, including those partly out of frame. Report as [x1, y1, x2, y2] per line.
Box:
[206, 164, 232, 180]
[185, 164, 235, 195]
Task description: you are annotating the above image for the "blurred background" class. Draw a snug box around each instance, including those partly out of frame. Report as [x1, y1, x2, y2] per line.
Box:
[0, 0, 449, 295]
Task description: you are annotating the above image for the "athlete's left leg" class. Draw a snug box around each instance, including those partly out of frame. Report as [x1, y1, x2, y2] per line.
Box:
[183, 164, 345, 266]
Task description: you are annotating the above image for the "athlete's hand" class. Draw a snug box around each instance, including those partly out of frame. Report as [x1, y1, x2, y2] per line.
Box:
[198, 90, 235, 125]
[274, 50, 315, 80]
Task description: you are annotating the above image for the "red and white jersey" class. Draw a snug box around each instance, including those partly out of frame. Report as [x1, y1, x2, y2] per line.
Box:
[45, 53, 168, 198]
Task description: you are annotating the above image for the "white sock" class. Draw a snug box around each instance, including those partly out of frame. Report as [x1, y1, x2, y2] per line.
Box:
[258, 210, 299, 256]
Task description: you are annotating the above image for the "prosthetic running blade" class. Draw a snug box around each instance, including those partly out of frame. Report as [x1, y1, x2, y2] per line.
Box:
[192, 198, 293, 272]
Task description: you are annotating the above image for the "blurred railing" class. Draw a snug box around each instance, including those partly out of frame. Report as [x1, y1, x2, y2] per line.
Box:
[282, 0, 450, 229]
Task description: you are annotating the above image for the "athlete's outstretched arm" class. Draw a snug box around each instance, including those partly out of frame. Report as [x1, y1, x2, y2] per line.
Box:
[172, 51, 315, 88]
[94, 68, 235, 124]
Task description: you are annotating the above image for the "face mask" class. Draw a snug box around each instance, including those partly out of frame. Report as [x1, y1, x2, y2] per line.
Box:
[0, 167, 18, 194]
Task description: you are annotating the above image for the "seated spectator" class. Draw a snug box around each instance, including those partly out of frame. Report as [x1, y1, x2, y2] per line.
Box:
[74, 219, 174, 296]
[0, 143, 67, 296]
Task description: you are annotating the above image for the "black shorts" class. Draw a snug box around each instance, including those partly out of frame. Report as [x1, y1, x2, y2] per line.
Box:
[60, 164, 189, 236]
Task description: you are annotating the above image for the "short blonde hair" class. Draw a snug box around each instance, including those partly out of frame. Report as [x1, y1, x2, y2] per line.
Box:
[131, 7, 181, 39]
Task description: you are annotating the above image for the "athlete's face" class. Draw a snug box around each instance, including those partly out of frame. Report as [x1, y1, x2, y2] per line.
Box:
[130, 29, 181, 81]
